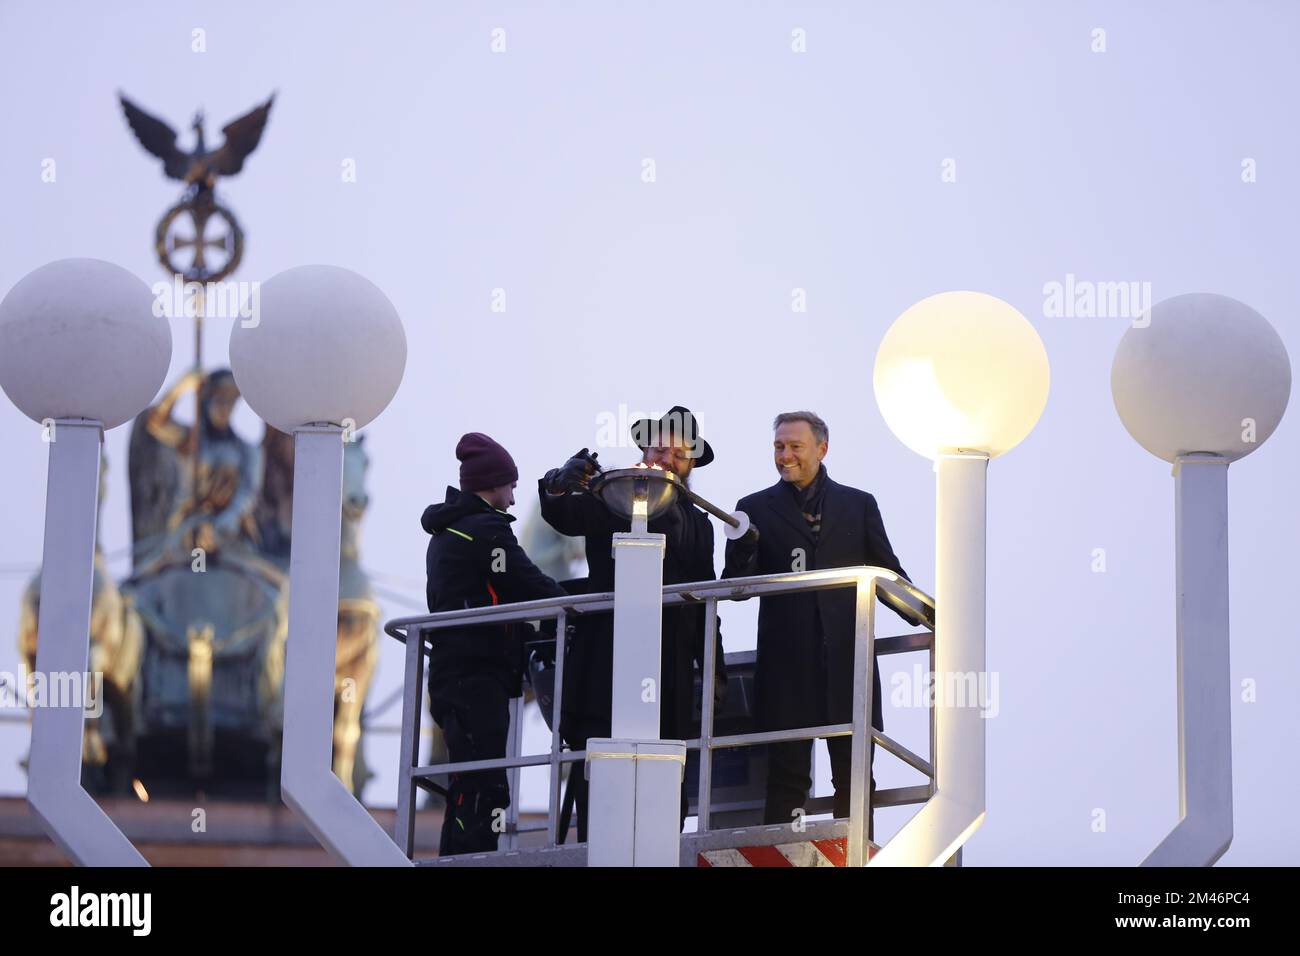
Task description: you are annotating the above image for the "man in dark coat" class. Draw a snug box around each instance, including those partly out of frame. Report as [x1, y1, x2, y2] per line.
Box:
[723, 411, 918, 837]
[422, 432, 567, 855]
[539, 406, 725, 840]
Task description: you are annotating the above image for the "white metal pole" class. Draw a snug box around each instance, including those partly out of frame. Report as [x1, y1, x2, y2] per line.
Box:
[279, 425, 409, 866]
[586, 526, 685, 866]
[1142, 453, 1233, 866]
[610, 531, 665, 739]
[872, 451, 987, 866]
[26, 419, 147, 866]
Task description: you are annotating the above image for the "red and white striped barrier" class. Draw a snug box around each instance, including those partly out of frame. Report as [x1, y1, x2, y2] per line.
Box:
[697, 838, 877, 867]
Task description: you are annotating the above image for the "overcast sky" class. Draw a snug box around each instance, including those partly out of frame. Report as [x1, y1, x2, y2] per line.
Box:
[1, 0, 1296, 865]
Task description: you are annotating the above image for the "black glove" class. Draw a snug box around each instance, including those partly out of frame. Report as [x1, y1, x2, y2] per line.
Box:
[731, 520, 760, 555]
[543, 449, 599, 494]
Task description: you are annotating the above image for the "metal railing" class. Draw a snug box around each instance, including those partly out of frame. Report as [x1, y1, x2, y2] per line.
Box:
[384, 566, 937, 867]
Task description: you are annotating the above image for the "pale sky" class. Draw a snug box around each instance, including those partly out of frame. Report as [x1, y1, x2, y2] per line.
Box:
[0, 0, 1296, 864]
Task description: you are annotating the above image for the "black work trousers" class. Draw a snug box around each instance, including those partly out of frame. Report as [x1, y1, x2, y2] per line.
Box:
[763, 737, 877, 842]
[428, 668, 513, 856]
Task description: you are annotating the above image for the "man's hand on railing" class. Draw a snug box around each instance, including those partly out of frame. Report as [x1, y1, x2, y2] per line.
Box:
[881, 586, 934, 630]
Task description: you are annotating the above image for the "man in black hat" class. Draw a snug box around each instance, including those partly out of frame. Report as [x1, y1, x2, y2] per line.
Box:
[422, 432, 568, 855]
[539, 406, 726, 839]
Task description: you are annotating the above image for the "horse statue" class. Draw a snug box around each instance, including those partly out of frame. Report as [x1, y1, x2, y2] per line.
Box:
[255, 426, 380, 797]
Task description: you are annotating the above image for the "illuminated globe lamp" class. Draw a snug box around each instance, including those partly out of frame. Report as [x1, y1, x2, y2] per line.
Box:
[871, 291, 1050, 867]
[1112, 293, 1291, 867]
[229, 264, 409, 867]
[0, 258, 171, 866]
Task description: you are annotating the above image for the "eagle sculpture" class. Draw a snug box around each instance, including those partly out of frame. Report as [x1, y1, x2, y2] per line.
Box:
[119, 92, 275, 190]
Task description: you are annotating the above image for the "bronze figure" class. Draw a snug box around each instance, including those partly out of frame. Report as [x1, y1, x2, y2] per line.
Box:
[119, 92, 273, 283]
[119, 93, 274, 192]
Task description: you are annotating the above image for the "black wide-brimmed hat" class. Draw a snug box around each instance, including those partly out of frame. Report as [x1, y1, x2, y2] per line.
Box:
[629, 405, 715, 467]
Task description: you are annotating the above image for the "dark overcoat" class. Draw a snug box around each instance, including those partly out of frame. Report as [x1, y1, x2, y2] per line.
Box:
[538, 479, 722, 742]
[722, 472, 914, 733]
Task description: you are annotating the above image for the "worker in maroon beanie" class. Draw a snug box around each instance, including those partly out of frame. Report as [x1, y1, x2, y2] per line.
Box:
[421, 432, 566, 855]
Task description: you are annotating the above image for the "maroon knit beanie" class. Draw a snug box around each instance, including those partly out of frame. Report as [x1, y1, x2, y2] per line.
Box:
[456, 432, 519, 492]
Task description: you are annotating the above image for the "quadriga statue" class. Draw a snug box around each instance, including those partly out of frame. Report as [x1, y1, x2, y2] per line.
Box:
[17, 367, 382, 801]
[124, 368, 288, 797]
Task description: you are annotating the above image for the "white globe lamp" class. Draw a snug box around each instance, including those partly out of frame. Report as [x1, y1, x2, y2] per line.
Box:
[873, 290, 1049, 460]
[871, 291, 1050, 868]
[1112, 293, 1289, 463]
[0, 258, 167, 866]
[228, 263, 409, 866]
[1112, 293, 1291, 867]
[229, 264, 405, 432]
[0, 258, 170, 430]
